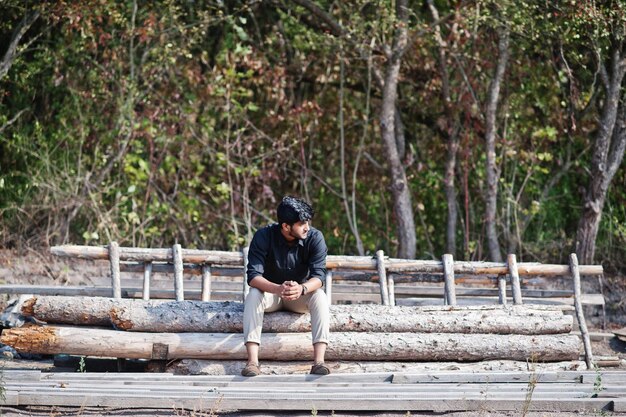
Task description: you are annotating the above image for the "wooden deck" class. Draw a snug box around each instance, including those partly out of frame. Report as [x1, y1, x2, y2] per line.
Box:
[3, 370, 626, 413]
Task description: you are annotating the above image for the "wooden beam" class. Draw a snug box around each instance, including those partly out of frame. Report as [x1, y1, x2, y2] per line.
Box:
[50, 245, 604, 276]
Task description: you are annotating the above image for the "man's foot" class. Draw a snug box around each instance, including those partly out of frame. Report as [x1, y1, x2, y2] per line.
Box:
[241, 362, 261, 377]
[310, 362, 330, 375]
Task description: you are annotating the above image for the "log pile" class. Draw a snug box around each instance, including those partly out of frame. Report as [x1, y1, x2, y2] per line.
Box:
[1, 295, 581, 365]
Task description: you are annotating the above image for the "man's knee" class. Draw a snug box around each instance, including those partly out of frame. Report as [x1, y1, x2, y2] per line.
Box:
[308, 289, 329, 312]
[245, 287, 265, 305]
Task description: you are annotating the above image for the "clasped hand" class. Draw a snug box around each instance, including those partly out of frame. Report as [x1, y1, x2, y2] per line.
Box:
[280, 280, 301, 300]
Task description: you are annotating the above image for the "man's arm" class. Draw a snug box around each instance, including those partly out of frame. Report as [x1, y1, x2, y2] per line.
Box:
[306, 230, 328, 283]
[279, 230, 327, 300]
[249, 275, 282, 294]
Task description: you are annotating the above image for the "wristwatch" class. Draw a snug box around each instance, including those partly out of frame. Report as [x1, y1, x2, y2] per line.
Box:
[301, 284, 308, 295]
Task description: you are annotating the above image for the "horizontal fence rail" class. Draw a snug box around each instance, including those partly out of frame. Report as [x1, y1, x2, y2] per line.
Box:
[51, 245, 604, 276]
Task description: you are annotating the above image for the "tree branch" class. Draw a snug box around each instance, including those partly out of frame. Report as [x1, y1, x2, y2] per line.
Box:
[288, 0, 347, 38]
[0, 10, 40, 81]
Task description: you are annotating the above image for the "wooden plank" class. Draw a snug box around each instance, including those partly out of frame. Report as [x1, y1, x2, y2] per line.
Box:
[2, 370, 42, 381]
[3, 385, 609, 397]
[16, 370, 626, 384]
[0, 283, 586, 303]
[0, 285, 243, 300]
[392, 372, 582, 384]
[396, 295, 602, 308]
[4, 391, 617, 412]
[5, 381, 605, 395]
[571, 331, 618, 341]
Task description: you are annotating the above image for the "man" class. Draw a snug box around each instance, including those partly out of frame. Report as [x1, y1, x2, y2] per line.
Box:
[241, 196, 330, 377]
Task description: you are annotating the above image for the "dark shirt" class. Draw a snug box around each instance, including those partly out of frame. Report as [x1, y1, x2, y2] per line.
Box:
[246, 223, 327, 285]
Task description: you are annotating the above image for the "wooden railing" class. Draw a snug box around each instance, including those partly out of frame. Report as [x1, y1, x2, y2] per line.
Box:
[3, 243, 603, 369]
[50, 244, 603, 307]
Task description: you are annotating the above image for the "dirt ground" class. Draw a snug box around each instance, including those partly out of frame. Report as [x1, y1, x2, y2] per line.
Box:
[1, 249, 625, 416]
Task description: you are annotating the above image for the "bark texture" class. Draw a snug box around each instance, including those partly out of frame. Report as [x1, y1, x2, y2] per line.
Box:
[23, 296, 572, 335]
[1, 325, 580, 362]
[483, 26, 510, 262]
[379, 0, 416, 259]
[428, 0, 460, 256]
[0, 11, 40, 81]
[170, 359, 587, 375]
[576, 44, 626, 264]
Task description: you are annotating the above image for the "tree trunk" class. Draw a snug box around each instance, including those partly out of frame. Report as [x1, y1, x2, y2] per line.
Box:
[0, 10, 40, 81]
[576, 45, 626, 264]
[1, 325, 580, 362]
[22, 296, 573, 335]
[428, 0, 460, 256]
[483, 26, 510, 262]
[380, 0, 415, 259]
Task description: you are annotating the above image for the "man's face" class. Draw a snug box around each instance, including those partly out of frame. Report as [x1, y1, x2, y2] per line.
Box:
[283, 220, 310, 241]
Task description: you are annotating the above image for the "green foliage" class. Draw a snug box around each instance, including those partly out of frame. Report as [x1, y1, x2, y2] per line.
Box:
[0, 0, 624, 269]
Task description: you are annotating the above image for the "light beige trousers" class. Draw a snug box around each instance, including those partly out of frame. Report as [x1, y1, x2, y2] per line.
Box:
[243, 287, 330, 345]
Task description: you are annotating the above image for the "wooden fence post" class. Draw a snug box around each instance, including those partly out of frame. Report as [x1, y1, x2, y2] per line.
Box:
[201, 265, 212, 302]
[497, 274, 507, 305]
[570, 253, 594, 369]
[242, 246, 250, 301]
[109, 241, 121, 299]
[375, 250, 389, 306]
[387, 275, 395, 306]
[325, 271, 333, 305]
[142, 262, 152, 301]
[508, 254, 522, 305]
[173, 244, 184, 301]
[442, 254, 456, 306]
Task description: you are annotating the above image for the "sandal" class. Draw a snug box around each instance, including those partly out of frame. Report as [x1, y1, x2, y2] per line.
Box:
[310, 362, 330, 375]
[241, 363, 261, 377]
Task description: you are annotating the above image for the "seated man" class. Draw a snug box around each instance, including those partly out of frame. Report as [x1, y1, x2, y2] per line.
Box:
[241, 196, 330, 376]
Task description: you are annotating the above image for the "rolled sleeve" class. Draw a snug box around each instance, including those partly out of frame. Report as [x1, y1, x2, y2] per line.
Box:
[246, 230, 268, 284]
[307, 231, 328, 282]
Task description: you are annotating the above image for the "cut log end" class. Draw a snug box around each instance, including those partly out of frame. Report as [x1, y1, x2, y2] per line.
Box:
[1, 325, 56, 353]
[20, 296, 37, 316]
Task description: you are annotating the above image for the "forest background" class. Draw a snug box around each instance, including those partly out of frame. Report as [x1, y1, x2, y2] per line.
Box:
[0, 0, 625, 274]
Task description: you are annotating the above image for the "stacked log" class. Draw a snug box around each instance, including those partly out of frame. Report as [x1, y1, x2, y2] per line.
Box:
[0, 296, 581, 364]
